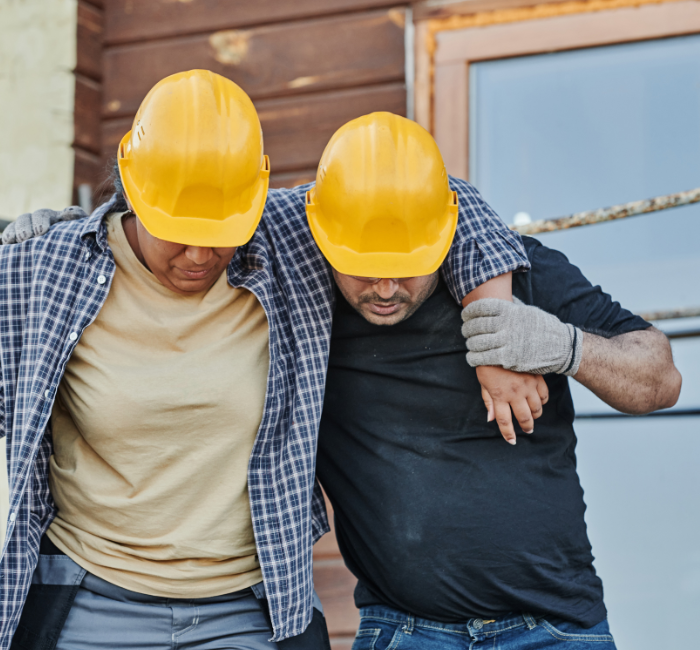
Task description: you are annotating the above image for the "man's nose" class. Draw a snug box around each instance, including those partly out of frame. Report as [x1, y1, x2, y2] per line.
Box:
[184, 246, 214, 265]
[374, 278, 400, 299]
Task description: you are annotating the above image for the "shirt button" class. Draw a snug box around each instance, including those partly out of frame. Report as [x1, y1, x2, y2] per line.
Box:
[44, 390, 50, 399]
[9, 513, 15, 522]
[473, 619, 484, 630]
[69, 332, 78, 341]
[97, 275, 106, 285]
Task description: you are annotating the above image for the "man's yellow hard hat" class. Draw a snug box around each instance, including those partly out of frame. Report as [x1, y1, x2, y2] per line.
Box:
[305, 112, 458, 278]
[117, 70, 270, 248]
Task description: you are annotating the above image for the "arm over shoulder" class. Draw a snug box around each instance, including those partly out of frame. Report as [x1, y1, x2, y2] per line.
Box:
[522, 237, 650, 335]
[253, 185, 334, 298]
[441, 177, 530, 303]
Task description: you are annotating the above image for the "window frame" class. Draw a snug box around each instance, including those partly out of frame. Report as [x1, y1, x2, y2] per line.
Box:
[414, 0, 700, 180]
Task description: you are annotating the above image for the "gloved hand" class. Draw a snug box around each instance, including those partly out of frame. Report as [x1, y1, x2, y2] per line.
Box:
[461, 298, 583, 376]
[2, 206, 88, 245]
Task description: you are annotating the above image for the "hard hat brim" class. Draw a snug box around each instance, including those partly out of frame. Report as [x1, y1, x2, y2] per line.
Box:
[118, 132, 270, 248]
[307, 194, 459, 278]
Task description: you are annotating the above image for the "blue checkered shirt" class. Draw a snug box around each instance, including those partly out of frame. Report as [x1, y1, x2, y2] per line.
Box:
[0, 177, 528, 645]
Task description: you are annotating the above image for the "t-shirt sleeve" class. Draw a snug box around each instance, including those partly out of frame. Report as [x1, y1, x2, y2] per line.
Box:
[527, 240, 651, 335]
[441, 176, 531, 302]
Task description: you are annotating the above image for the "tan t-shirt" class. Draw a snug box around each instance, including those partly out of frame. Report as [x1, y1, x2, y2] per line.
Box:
[47, 213, 269, 598]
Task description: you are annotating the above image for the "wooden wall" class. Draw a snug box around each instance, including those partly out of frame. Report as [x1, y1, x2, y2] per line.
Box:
[73, 0, 104, 205]
[76, 0, 408, 204]
[72, 2, 410, 647]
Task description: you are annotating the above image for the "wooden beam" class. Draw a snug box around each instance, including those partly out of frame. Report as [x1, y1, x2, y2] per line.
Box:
[434, 0, 700, 64]
[413, 0, 569, 21]
[76, 1, 103, 81]
[258, 83, 407, 173]
[102, 9, 406, 118]
[74, 75, 101, 155]
[102, 82, 406, 174]
[314, 558, 361, 638]
[73, 147, 107, 205]
[105, 0, 404, 45]
[270, 170, 317, 189]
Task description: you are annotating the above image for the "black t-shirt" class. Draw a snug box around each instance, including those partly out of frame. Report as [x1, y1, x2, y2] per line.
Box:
[316, 236, 650, 628]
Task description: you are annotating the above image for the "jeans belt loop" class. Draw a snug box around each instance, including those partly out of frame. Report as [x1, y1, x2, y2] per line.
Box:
[402, 614, 415, 635]
[523, 613, 538, 630]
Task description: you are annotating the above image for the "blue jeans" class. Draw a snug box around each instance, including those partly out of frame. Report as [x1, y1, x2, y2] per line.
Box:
[352, 606, 617, 650]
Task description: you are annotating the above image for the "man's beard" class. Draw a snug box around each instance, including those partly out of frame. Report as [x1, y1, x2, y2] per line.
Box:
[353, 274, 439, 325]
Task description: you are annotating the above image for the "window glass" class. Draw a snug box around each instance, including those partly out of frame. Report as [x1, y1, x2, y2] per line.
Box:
[469, 34, 700, 649]
[470, 35, 700, 314]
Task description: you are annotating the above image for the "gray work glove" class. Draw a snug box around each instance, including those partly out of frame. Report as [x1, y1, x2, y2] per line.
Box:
[461, 298, 583, 376]
[2, 206, 88, 245]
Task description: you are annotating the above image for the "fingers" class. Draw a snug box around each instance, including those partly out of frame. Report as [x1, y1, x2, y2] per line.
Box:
[461, 298, 512, 322]
[481, 385, 495, 423]
[1, 222, 17, 245]
[31, 210, 54, 237]
[536, 375, 549, 405]
[494, 400, 517, 445]
[466, 331, 506, 353]
[466, 348, 504, 368]
[461, 317, 498, 339]
[511, 398, 535, 434]
[13, 213, 35, 243]
[525, 390, 543, 422]
[57, 206, 88, 222]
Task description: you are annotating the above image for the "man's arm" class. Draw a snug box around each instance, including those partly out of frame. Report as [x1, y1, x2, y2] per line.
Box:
[462, 273, 549, 444]
[440, 177, 546, 445]
[462, 298, 682, 415]
[576, 327, 681, 413]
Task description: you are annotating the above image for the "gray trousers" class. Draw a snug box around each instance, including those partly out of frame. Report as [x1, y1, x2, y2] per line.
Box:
[12, 544, 329, 650]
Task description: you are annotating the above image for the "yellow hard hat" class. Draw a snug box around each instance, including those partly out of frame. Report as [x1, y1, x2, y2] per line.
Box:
[305, 112, 458, 277]
[117, 69, 270, 248]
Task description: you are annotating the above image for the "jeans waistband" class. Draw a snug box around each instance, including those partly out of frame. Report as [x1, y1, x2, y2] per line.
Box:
[359, 605, 539, 636]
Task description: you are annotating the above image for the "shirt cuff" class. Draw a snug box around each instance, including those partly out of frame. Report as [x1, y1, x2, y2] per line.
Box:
[442, 229, 531, 301]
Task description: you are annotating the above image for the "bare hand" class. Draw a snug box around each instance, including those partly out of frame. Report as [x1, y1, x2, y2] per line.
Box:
[476, 366, 549, 445]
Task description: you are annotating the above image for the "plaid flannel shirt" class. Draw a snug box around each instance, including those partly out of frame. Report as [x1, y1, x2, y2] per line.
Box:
[0, 177, 528, 646]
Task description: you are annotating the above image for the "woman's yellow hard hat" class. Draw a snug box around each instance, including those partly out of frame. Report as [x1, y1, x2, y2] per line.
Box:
[305, 112, 458, 277]
[118, 70, 270, 248]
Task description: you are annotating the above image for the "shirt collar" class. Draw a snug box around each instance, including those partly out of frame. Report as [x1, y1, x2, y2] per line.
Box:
[80, 194, 119, 251]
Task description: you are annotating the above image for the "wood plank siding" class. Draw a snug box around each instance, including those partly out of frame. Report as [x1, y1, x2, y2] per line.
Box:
[86, 2, 409, 192]
[104, 0, 405, 44]
[75, 2, 410, 646]
[73, 0, 104, 205]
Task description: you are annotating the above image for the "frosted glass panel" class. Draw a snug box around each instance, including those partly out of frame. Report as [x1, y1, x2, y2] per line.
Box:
[469, 34, 700, 649]
[470, 35, 700, 315]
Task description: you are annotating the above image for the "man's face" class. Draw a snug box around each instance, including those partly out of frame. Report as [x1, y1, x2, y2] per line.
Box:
[122, 207, 236, 295]
[333, 270, 439, 326]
